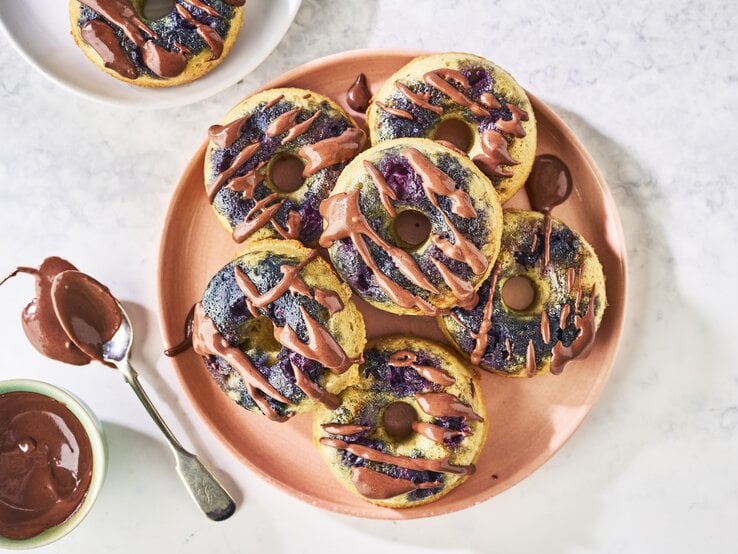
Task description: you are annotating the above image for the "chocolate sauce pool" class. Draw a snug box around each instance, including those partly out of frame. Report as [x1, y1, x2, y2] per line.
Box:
[0, 391, 93, 540]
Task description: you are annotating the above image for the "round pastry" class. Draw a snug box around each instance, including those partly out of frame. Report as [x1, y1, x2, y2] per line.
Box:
[70, 0, 245, 87]
[367, 52, 537, 203]
[440, 209, 607, 377]
[319, 138, 503, 316]
[313, 336, 486, 508]
[192, 239, 366, 421]
[205, 88, 366, 246]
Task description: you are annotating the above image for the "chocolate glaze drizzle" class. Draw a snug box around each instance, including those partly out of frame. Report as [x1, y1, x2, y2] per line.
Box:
[387, 351, 456, 386]
[350, 467, 441, 500]
[193, 250, 357, 418]
[163, 304, 196, 357]
[78, 0, 233, 80]
[525, 155, 573, 268]
[208, 101, 365, 243]
[320, 148, 487, 314]
[346, 73, 372, 112]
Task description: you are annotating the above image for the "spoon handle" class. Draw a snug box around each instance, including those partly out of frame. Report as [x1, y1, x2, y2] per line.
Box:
[117, 360, 236, 521]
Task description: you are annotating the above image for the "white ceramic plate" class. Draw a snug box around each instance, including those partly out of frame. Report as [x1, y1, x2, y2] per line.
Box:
[0, 0, 302, 109]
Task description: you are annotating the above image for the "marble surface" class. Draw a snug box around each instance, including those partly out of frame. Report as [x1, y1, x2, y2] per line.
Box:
[0, 0, 736, 552]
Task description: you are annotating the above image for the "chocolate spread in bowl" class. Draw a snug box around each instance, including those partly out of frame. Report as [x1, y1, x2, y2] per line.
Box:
[0, 391, 93, 540]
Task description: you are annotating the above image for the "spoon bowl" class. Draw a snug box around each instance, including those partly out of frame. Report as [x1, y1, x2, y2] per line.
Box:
[49, 270, 236, 521]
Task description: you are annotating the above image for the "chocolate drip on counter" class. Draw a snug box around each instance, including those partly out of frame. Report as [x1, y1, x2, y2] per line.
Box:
[78, 0, 228, 79]
[80, 19, 137, 79]
[423, 69, 489, 118]
[468, 264, 501, 366]
[525, 155, 573, 268]
[50, 271, 123, 364]
[164, 304, 196, 357]
[208, 115, 250, 149]
[364, 160, 397, 217]
[321, 423, 370, 435]
[376, 101, 414, 120]
[350, 467, 441, 500]
[387, 351, 456, 386]
[319, 190, 440, 315]
[396, 82, 443, 114]
[320, 437, 473, 475]
[0, 391, 93, 540]
[550, 287, 598, 375]
[346, 73, 372, 112]
[473, 129, 519, 178]
[298, 127, 366, 176]
[1, 258, 91, 365]
[232, 252, 356, 373]
[414, 392, 483, 422]
[192, 303, 291, 421]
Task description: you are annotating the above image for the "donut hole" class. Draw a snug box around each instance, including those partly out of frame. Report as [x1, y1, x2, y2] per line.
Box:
[242, 316, 281, 362]
[269, 154, 306, 193]
[392, 210, 431, 249]
[433, 118, 474, 153]
[141, 0, 175, 20]
[382, 401, 418, 440]
[501, 276, 537, 312]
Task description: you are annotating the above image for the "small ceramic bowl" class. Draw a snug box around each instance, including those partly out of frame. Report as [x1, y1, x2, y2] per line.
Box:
[0, 379, 107, 550]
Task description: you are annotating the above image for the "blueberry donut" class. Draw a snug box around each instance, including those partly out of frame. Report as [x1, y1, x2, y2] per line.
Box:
[440, 210, 606, 377]
[192, 239, 366, 421]
[313, 336, 486, 508]
[205, 88, 366, 246]
[319, 138, 502, 316]
[367, 52, 537, 203]
[70, 0, 244, 87]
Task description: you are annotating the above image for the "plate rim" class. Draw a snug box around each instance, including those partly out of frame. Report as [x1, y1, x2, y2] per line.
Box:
[0, 0, 303, 109]
[156, 48, 628, 519]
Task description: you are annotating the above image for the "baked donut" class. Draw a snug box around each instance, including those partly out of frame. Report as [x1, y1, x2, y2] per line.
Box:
[192, 240, 366, 421]
[205, 88, 366, 246]
[70, 0, 245, 87]
[319, 138, 502, 316]
[367, 52, 537, 203]
[313, 336, 486, 508]
[440, 210, 606, 377]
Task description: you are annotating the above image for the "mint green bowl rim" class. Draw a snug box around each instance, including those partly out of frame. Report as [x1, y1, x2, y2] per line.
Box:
[0, 379, 108, 550]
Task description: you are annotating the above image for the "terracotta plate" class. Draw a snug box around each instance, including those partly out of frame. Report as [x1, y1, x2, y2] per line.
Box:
[157, 50, 627, 519]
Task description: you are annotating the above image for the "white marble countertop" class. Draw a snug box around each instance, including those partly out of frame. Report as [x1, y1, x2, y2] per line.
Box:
[1, 1, 736, 552]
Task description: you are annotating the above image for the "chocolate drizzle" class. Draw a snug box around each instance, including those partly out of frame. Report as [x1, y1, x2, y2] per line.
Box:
[473, 129, 519, 178]
[321, 423, 370, 435]
[164, 304, 196, 357]
[396, 82, 443, 114]
[496, 104, 529, 137]
[78, 0, 232, 79]
[414, 392, 484, 422]
[387, 351, 456, 386]
[468, 264, 501, 366]
[192, 303, 292, 421]
[525, 339, 537, 377]
[422, 69, 489, 117]
[298, 127, 366, 176]
[320, 190, 440, 315]
[346, 73, 372, 112]
[550, 286, 598, 375]
[363, 160, 397, 217]
[232, 251, 356, 374]
[320, 437, 473, 475]
[525, 155, 573, 268]
[350, 467, 441, 500]
[208, 115, 250, 149]
[376, 101, 414, 120]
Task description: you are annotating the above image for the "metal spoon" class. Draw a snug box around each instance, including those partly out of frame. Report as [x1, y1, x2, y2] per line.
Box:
[50, 271, 236, 521]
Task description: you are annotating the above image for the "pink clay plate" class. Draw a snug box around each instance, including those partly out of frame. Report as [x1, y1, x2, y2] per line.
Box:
[157, 49, 627, 519]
